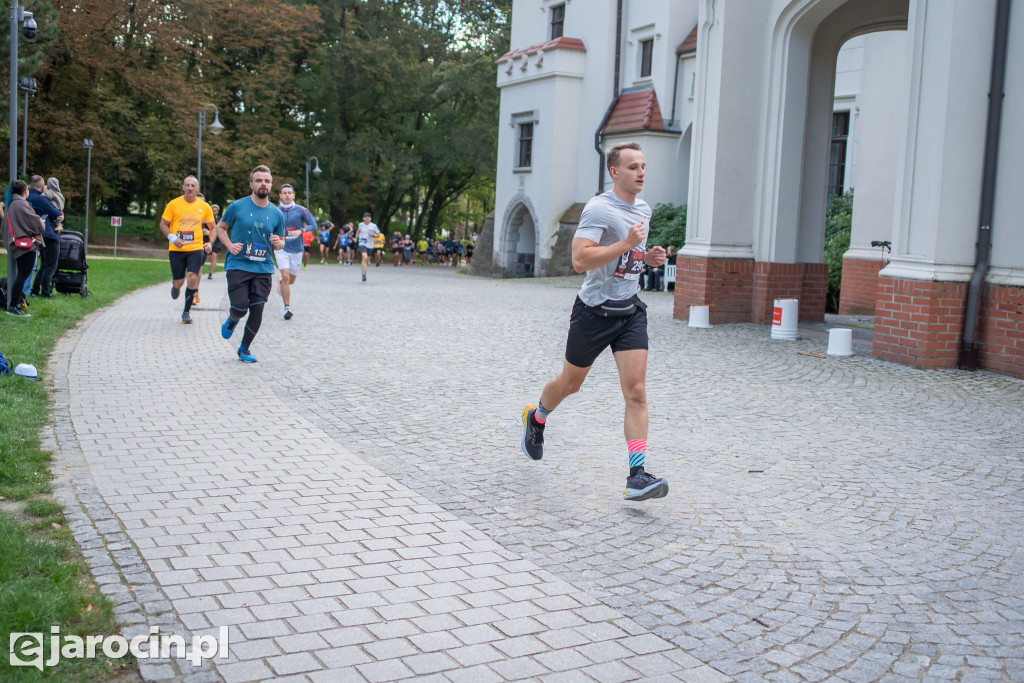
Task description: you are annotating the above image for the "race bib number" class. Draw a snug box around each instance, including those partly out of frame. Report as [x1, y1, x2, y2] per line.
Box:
[613, 249, 645, 280]
[243, 242, 268, 262]
[176, 231, 195, 243]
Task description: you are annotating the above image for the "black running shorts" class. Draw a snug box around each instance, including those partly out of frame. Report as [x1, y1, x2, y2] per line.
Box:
[226, 270, 272, 312]
[564, 296, 649, 368]
[169, 250, 206, 280]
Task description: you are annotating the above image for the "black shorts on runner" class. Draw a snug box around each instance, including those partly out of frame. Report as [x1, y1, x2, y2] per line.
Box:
[169, 250, 206, 280]
[303, 245, 311, 253]
[226, 270, 272, 311]
[360, 245, 371, 254]
[564, 296, 649, 368]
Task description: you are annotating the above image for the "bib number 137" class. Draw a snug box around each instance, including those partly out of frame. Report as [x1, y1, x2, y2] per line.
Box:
[613, 249, 645, 280]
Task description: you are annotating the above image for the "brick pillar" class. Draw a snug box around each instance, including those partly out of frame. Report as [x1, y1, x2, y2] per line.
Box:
[873, 278, 966, 369]
[673, 257, 754, 324]
[839, 256, 886, 315]
[977, 283, 1024, 379]
[673, 257, 827, 325]
[752, 262, 829, 324]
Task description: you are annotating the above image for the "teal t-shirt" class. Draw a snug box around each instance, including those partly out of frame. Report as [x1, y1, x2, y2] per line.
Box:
[221, 197, 286, 274]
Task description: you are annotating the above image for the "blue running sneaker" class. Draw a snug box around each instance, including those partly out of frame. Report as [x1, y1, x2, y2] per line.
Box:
[521, 405, 544, 461]
[623, 468, 668, 502]
[221, 317, 238, 339]
[237, 347, 258, 363]
[171, 285, 180, 300]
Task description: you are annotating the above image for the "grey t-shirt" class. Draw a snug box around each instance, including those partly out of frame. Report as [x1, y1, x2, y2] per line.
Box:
[574, 191, 652, 307]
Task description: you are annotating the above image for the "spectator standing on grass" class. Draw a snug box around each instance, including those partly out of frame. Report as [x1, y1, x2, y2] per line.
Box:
[44, 177, 65, 211]
[27, 175, 64, 299]
[5, 180, 43, 316]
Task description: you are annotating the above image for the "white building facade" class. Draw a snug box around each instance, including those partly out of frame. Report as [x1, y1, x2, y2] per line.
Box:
[489, 0, 1023, 378]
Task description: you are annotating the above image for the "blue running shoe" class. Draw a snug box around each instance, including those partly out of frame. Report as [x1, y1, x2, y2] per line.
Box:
[237, 347, 258, 363]
[171, 285, 180, 300]
[221, 317, 239, 339]
[521, 405, 544, 461]
[623, 468, 668, 502]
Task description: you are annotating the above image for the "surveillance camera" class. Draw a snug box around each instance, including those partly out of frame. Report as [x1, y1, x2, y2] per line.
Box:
[22, 13, 37, 39]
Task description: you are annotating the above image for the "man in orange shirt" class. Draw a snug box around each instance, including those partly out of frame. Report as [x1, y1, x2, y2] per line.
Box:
[159, 176, 215, 324]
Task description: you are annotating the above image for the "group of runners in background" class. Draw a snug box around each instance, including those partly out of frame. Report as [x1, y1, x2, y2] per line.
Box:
[157, 169, 477, 329]
[159, 142, 666, 504]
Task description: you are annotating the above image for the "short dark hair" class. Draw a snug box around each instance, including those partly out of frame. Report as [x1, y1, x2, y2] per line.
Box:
[606, 141, 641, 170]
[29, 175, 44, 189]
[250, 165, 272, 181]
[11, 179, 28, 196]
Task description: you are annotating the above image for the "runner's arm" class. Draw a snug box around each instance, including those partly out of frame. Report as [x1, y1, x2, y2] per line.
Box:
[571, 221, 646, 273]
[159, 217, 184, 248]
[643, 246, 666, 267]
[216, 220, 242, 255]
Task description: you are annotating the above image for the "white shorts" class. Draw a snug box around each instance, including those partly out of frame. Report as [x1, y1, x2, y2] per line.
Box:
[275, 250, 302, 274]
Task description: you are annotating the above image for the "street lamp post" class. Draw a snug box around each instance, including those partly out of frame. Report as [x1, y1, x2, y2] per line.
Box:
[305, 156, 322, 209]
[19, 75, 36, 176]
[83, 139, 93, 248]
[197, 103, 224, 190]
[7, 0, 36, 283]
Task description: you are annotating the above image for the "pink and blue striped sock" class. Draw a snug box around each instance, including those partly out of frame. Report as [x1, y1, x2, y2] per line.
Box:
[627, 439, 647, 476]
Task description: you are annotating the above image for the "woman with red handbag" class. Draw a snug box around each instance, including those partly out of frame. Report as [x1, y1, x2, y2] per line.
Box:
[5, 179, 44, 316]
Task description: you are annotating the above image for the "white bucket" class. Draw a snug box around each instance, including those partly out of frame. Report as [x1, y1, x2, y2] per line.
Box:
[688, 305, 712, 328]
[770, 298, 799, 340]
[826, 328, 854, 356]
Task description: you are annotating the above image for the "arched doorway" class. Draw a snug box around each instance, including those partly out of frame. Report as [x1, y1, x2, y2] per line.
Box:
[501, 202, 537, 278]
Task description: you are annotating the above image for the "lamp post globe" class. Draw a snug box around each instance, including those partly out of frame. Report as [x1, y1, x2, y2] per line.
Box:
[305, 156, 323, 209]
[197, 104, 223, 191]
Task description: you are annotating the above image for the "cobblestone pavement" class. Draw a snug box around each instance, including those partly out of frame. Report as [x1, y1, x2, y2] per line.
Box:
[48, 264, 1024, 682]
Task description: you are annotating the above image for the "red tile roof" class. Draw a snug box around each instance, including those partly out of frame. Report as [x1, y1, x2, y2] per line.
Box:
[602, 88, 666, 134]
[496, 37, 587, 64]
[677, 24, 698, 55]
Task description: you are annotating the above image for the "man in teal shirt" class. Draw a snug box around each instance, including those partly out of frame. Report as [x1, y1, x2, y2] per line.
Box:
[215, 165, 286, 363]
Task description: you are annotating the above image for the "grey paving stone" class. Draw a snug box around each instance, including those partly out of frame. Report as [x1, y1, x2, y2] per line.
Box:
[48, 268, 1024, 683]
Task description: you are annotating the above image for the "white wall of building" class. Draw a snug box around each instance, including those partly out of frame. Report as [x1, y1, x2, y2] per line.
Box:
[846, 31, 910, 264]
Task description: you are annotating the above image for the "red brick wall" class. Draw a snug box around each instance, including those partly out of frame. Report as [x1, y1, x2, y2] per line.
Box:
[673, 257, 754, 324]
[874, 278, 1023, 377]
[839, 256, 886, 315]
[674, 258, 827, 324]
[977, 283, 1024, 378]
[874, 278, 966, 368]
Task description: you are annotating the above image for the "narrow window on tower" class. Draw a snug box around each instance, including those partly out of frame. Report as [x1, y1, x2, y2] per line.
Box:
[640, 38, 654, 78]
[550, 4, 565, 40]
[518, 122, 533, 169]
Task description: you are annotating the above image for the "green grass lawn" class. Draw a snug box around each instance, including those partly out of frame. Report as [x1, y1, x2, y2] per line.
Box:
[1, 256, 168, 680]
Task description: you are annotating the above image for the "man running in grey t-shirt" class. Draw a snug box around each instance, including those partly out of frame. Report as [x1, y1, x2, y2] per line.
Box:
[520, 141, 668, 502]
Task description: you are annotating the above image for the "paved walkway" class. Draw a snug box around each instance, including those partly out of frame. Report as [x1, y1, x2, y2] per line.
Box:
[47, 264, 1024, 682]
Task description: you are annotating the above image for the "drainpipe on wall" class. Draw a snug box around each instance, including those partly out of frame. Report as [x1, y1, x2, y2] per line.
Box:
[958, 0, 1011, 370]
[595, 0, 624, 194]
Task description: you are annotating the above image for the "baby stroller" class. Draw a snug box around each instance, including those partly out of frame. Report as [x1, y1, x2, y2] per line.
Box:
[52, 230, 89, 297]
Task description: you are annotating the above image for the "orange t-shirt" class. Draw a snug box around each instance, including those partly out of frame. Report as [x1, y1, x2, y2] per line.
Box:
[302, 229, 315, 246]
[162, 196, 214, 252]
